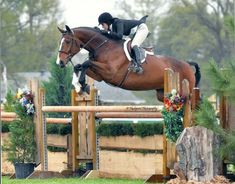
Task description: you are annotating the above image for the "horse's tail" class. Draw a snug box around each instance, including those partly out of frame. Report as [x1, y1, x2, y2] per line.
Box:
[187, 61, 201, 87]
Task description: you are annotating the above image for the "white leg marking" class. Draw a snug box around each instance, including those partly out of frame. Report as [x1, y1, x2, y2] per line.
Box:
[72, 72, 81, 93]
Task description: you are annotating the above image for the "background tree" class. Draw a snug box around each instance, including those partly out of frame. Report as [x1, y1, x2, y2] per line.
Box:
[115, 0, 165, 50]
[0, 0, 62, 74]
[42, 56, 73, 118]
[158, 0, 234, 64]
[42, 56, 73, 136]
[115, 0, 234, 100]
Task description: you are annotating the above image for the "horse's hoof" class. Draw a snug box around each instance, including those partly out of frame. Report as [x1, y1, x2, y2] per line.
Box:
[78, 90, 84, 95]
[84, 85, 90, 94]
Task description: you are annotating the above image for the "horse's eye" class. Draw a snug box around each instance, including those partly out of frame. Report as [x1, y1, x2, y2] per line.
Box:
[65, 40, 70, 44]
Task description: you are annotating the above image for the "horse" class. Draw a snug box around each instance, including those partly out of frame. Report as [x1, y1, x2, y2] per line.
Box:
[56, 25, 201, 102]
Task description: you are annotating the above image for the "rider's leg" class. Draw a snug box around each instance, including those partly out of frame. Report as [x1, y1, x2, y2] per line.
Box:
[131, 23, 149, 74]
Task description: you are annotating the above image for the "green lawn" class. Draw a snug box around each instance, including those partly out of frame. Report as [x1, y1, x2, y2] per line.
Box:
[2, 176, 145, 184]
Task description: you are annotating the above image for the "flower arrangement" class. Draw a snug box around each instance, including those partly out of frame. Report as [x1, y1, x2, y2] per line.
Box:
[161, 89, 186, 142]
[16, 88, 35, 115]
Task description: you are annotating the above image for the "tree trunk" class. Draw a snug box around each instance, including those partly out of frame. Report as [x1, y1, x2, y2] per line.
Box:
[175, 126, 222, 182]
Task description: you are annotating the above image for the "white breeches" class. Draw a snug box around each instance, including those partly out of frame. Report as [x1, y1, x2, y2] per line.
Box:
[131, 23, 149, 48]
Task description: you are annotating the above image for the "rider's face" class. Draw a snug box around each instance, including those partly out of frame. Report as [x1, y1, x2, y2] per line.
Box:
[101, 23, 109, 30]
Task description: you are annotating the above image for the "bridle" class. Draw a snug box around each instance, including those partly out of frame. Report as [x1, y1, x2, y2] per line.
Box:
[58, 32, 108, 66]
[58, 34, 80, 65]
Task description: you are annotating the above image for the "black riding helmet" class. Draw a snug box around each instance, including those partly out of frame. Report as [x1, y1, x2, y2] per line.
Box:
[98, 12, 114, 25]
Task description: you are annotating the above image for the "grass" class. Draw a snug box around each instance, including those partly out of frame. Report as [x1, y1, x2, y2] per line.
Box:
[2, 176, 145, 184]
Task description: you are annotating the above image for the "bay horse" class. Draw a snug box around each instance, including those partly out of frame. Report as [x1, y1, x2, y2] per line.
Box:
[56, 25, 201, 102]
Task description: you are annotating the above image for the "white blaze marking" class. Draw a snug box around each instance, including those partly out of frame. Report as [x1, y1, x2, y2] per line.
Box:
[56, 38, 65, 65]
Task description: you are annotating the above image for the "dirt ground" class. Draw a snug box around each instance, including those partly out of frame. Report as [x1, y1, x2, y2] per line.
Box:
[2, 151, 67, 174]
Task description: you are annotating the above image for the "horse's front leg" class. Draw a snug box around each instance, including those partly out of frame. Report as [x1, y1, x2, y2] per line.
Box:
[79, 60, 92, 94]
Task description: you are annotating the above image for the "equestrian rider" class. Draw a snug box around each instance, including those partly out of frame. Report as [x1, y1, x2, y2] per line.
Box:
[98, 12, 149, 74]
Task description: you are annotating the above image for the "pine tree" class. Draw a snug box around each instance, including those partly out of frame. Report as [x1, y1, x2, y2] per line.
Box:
[42, 56, 73, 118]
[42, 56, 73, 136]
[195, 59, 235, 164]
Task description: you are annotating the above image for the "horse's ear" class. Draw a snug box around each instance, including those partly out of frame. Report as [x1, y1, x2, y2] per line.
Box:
[65, 25, 73, 35]
[57, 26, 66, 34]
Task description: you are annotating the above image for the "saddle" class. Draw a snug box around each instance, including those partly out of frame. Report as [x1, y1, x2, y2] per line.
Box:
[123, 39, 154, 64]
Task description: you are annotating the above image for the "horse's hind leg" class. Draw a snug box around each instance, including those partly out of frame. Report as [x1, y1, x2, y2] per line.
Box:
[156, 89, 164, 102]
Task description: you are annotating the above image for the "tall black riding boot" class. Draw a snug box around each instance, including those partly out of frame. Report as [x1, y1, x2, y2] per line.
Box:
[132, 46, 143, 74]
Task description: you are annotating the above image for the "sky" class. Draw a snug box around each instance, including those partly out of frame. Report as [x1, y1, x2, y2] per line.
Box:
[59, 0, 117, 28]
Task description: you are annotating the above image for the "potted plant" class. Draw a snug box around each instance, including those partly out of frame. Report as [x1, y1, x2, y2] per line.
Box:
[4, 89, 36, 178]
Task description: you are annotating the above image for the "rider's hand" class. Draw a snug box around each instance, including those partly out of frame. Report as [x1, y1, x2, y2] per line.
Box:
[100, 30, 109, 35]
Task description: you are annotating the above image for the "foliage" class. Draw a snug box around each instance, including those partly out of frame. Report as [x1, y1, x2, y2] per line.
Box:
[47, 146, 67, 152]
[158, 0, 233, 64]
[195, 60, 235, 164]
[116, 0, 234, 65]
[42, 56, 73, 117]
[2, 122, 10, 133]
[161, 89, 185, 142]
[97, 122, 163, 137]
[206, 59, 235, 101]
[0, 0, 63, 74]
[42, 56, 73, 135]
[3, 90, 16, 112]
[47, 123, 72, 135]
[4, 101, 35, 164]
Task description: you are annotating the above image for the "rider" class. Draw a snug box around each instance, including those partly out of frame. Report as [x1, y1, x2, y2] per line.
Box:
[98, 12, 149, 74]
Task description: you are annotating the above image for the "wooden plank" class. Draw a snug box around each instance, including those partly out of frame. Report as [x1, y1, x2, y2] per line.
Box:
[99, 135, 163, 151]
[96, 112, 163, 118]
[47, 134, 67, 148]
[78, 106, 88, 158]
[99, 150, 163, 179]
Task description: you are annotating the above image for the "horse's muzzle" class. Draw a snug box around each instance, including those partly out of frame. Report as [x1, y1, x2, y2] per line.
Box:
[59, 60, 65, 68]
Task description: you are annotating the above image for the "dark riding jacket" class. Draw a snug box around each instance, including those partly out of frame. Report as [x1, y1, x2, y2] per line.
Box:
[104, 16, 148, 40]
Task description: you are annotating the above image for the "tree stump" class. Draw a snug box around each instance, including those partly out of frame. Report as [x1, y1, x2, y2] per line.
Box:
[175, 126, 222, 182]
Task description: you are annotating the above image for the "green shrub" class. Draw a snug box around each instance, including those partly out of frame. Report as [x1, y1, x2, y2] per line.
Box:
[2, 122, 10, 133]
[97, 122, 163, 137]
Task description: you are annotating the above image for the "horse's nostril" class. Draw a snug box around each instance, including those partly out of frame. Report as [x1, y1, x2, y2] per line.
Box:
[60, 61, 65, 68]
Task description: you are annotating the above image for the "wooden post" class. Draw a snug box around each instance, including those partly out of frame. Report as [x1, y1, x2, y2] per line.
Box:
[220, 96, 228, 129]
[39, 88, 48, 171]
[191, 88, 200, 126]
[29, 80, 41, 166]
[67, 134, 73, 169]
[71, 90, 79, 171]
[89, 87, 97, 169]
[182, 79, 191, 128]
[162, 68, 173, 179]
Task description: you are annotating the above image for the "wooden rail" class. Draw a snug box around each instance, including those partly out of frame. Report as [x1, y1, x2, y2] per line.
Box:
[42, 105, 162, 113]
